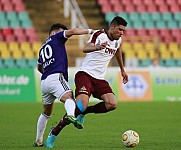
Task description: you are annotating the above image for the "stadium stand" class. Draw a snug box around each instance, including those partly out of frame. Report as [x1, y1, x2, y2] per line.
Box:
[98, 0, 181, 67]
[0, 0, 41, 68]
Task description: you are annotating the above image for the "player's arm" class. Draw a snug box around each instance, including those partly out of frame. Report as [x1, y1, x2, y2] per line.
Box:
[37, 64, 44, 74]
[83, 42, 108, 53]
[64, 28, 94, 38]
[115, 48, 128, 84]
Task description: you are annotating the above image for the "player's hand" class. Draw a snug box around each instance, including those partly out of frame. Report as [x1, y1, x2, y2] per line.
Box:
[121, 71, 128, 84]
[96, 41, 108, 50]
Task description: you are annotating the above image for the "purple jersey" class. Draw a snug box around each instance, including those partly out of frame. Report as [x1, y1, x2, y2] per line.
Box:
[38, 31, 68, 81]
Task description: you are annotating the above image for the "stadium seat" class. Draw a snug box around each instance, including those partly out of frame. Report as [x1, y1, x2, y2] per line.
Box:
[125, 29, 136, 36]
[173, 13, 181, 22]
[9, 42, 20, 52]
[167, 21, 178, 29]
[148, 29, 159, 36]
[27, 58, 37, 68]
[135, 5, 147, 13]
[6, 12, 17, 21]
[132, 21, 144, 29]
[105, 13, 116, 23]
[158, 4, 169, 12]
[138, 58, 151, 67]
[151, 13, 161, 22]
[132, 0, 143, 6]
[23, 50, 35, 59]
[155, 21, 166, 29]
[144, 21, 155, 29]
[169, 4, 180, 13]
[0, 42, 8, 51]
[4, 34, 16, 42]
[11, 49, 23, 59]
[161, 13, 173, 22]
[113, 5, 124, 13]
[129, 13, 140, 22]
[159, 29, 170, 38]
[117, 12, 129, 22]
[140, 13, 151, 22]
[0, 58, 5, 68]
[9, 20, 21, 28]
[136, 29, 148, 36]
[1, 28, 13, 35]
[0, 20, 9, 28]
[3, 58, 16, 68]
[147, 5, 158, 12]
[164, 58, 176, 67]
[0, 12, 6, 20]
[20, 42, 31, 52]
[3, 3, 14, 12]
[1, 50, 11, 59]
[176, 59, 181, 66]
[15, 58, 27, 68]
[100, 4, 112, 13]
[124, 5, 135, 12]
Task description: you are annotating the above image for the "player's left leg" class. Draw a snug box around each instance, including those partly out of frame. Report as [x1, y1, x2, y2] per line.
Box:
[33, 103, 53, 147]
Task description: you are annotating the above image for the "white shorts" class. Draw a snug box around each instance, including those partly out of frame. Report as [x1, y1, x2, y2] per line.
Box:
[41, 73, 72, 105]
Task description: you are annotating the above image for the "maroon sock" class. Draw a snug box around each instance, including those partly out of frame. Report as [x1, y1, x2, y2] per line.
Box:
[83, 102, 107, 115]
[52, 114, 70, 136]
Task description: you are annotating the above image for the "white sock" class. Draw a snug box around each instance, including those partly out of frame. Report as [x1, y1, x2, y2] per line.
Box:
[35, 113, 50, 142]
[64, 98, 76, 116]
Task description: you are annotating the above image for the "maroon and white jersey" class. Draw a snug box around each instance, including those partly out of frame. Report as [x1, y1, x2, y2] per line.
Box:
[79, 29, 122, 79]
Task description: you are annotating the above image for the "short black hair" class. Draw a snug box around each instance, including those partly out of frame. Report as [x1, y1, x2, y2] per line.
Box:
[110, 16, 127, 27]
[49, 23, 68, 35]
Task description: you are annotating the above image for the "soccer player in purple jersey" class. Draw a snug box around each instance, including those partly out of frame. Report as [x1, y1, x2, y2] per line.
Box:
[33, 23, 93, 147]
[45, 16, 129, 148]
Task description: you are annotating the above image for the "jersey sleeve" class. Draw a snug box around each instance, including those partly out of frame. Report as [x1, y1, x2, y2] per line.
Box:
[55, 31, 67, 43]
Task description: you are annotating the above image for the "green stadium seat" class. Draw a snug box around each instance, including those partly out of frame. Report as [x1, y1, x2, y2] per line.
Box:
[144, 21, 155, 29]
[117, 12, 129, 21]
[138, 58, 151, 67]
[0, 58, 5, 68]
[27, 58, 37, 68]
[3, 58, 16, 68]
[129, 13, 140, 22]
[173, 13, 181, 22]
[155, 21, 166, 29]
[140, 13, 151, 22]
[21, 19, 32, 28]
[176, 59, 181, 67]
[161, 13, 173, 22]
[18, 12, 30, 21]
[132, 21, 144, 29]
[6, 12, 17, 21]
[164, 59, 176, 67]
[16, 58, 27, 68]
[0, 19, 9, 28]
[167, 21, 178, 29]
[105, 12, 116, 23]
[9, 20, 21, 28]
[0, 12, 6, 20]
[151, 13, 161, 22]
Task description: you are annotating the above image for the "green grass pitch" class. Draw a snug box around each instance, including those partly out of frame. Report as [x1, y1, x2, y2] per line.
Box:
[0, 101, 181, 150]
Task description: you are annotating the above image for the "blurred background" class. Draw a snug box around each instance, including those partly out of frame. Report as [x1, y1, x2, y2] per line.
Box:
[0, 0, 181, 102]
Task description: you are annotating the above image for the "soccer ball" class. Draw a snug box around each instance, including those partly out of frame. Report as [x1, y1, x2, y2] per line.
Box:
[121, 130, 140, 148]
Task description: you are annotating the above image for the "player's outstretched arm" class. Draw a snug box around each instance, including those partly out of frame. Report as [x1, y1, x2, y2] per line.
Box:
[83, 42, 108, 53]
[115, 49, 128, 84]
[65, 28, 93, 38]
